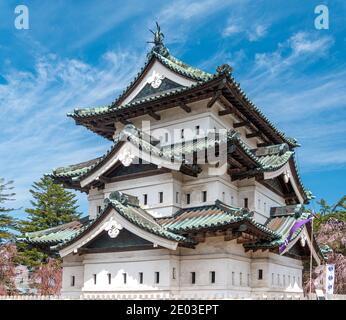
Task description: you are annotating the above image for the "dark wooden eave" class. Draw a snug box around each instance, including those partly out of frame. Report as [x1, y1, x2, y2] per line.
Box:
[71, 75, 293, 148]
[73, 76, 226, 140]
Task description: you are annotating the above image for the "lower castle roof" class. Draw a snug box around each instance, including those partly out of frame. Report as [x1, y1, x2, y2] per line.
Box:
[19, 193, 319, 258]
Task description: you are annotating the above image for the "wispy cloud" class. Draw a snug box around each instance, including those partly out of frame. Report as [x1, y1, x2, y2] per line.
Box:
[223, 20, 269, 42]
[253, 32, 334, 75]
[0, 47, 144, 214]
[156, 0, 245, 45]
[236, 31, 345, 172]
[247, 24, 268, 42]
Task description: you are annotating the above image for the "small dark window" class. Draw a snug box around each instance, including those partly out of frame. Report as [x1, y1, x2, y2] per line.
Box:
[202, 191, 207, 202]
[176, 192, 179, 203]
[165, 132, 169, 142]
[258, 269, 263, 280]
[123, 273, 127, 284]
[143, 194, 148, 205]
[172, 268, 176, 280]
[181, 129, 184, 139]
[155, 272, 160, 284]
[186, 193, 191, 204]
[71, 276, 75, 287]
[244, 198, 248, 209]
[97, 206, 102, 214]
[93, 274, 97, 285]
[108, 273, 112, 285]
[191, 272, 196, 284]
[210, 271, 216, 284]
[159, 192, 163, 203]
[139, 272, 143, 284]
[195, 126, 200, 135]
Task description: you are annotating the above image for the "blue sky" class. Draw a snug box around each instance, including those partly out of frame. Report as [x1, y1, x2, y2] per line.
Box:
[0, 0, 345, 218]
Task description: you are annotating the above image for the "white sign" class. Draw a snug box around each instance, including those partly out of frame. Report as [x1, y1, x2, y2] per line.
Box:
[325, 264, 335, 295]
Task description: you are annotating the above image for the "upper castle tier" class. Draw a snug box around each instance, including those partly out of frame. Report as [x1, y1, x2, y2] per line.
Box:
[47, 24, 310, 225]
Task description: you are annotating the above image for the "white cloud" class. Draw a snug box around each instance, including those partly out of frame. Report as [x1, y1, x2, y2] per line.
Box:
[222, 18, 269, 42]
[254, 32, 334, 74]
[157, 0, 244, 45]
[235, 31, 345, 171]
[289, 32, 333, 55]
[247, 24, 268, 42]
[0, 48, 144, 214]
[222, 24, 242, 37]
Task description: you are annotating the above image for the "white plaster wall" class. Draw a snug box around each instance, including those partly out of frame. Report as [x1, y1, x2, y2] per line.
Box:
[103, 173, 180, 218]
[128, 99, 262, 149]
[81, 250, 176, 293]
[61, 254, 84, 298]
[88, 188, 105, 220]
[238, 179, 286, 224]
[88, 171, 284, 222]
[60, 236, 304, 298]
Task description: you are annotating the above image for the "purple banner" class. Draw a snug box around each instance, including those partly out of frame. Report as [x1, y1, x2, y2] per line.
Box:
[279, 213, 314, 254]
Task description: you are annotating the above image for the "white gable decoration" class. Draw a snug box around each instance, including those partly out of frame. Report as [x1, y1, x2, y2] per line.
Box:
[147, 70, 165, 88]
[104, 217, 123, 239]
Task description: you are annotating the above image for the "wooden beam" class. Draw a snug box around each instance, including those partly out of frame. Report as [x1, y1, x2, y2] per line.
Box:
[246, 131, 261, 139]
[224, 230, 240, 241]
[218, 109, 233, 116]
[207, 90, 222, 108]
[257, 142, 271, 148]
[218, 95, 236, 113]
[233, 121, 249, 128]
[98, 176, 111, 183]
[96, 125, 115, 133]
[118, 117, 131, 125]
[179, 103, 191, 113]
[228, 157, 243, 168]
[228, 167, 247, 175]
[193, 233, 206, 243]
[148, 109, 161, 121]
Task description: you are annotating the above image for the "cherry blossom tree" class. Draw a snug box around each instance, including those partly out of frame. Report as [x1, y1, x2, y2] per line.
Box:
[305, 215, 346, 294]
[0, 243, 17, 295]
[31, 258, 62, 295]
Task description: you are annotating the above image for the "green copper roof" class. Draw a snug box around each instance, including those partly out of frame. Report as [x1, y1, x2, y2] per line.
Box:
[158, 200, 279, 239]
[68, 77, 218, 119]
[20, 192, 195, 250]
[68, 43, 215, 120]
[20, 193, 316, 256]
[49, 124, 295, 186]
[150, 49, 213, 82]
[19, 217, 91, 245]
[51, 157, 102, 179]
[66, 36, 298, 148]
[244, 207, 310, 250]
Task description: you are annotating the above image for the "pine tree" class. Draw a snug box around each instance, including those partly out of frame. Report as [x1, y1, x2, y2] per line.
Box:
[17, 176, 81, 268]
[0, 178, 16, 243]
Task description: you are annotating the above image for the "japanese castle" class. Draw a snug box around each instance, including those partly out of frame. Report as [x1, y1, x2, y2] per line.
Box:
[22, 24, 324, 299]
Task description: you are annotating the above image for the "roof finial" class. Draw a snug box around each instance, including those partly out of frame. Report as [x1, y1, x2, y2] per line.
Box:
[147, 22, 169, 57]
[148, 22, 164, 47]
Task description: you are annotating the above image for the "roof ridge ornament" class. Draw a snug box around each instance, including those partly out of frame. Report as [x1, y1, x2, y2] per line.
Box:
[216, 64, 233, 75]
[147, 22, 170, 57]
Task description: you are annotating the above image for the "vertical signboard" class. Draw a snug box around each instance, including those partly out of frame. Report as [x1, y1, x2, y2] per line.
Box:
[325, 264, 335, 295]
